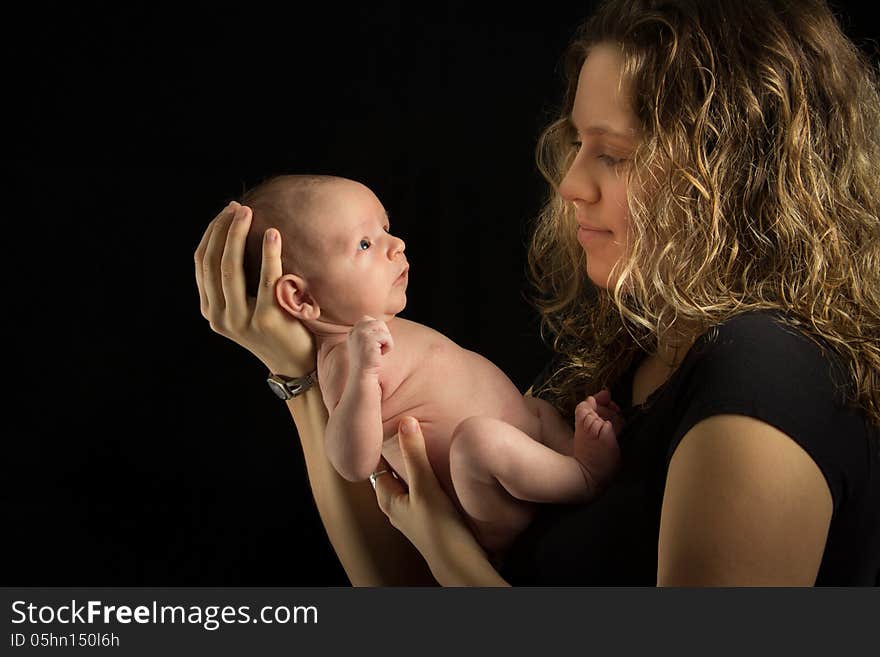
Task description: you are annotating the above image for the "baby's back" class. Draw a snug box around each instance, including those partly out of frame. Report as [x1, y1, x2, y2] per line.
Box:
[376, 318, 540, 500]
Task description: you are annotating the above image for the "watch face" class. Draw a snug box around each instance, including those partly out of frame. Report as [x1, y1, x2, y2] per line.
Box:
[267, 378, 291, 400]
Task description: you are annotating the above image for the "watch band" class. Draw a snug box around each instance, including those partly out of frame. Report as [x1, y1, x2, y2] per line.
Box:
[267, 370, 318, 400]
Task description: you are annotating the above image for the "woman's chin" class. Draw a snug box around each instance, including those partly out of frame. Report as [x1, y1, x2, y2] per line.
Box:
[585, 263, 615, 290]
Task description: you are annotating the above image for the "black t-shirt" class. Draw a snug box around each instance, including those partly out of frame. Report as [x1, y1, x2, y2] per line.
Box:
[499, 310, 880, 585]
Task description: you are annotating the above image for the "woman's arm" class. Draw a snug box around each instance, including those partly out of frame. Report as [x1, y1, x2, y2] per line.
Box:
[287, 387, 436, 585]
[195, 202, 435, 586]
[374, 417, 511, 586]
[657, 414, 832, 586]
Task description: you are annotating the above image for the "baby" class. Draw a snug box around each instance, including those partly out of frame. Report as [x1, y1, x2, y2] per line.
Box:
[241, 174, 624, 553]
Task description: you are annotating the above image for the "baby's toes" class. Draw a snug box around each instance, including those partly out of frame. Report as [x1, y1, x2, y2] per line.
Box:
[598, 419, 618, 445]
[590, 415, 609, 438]
[581, 410, 604, 439]
[594, 403, 618, 422]
[575, 400, 597, 426]
[583, 395, 598, 412]
[575, 401, 588, 427]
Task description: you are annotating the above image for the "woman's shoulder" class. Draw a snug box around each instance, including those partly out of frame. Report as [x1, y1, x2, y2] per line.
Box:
[698, 308, 828, 354]
[669, 308, 877, 512]
[687, 309, 849, 402]
[635, 308, 853, 428]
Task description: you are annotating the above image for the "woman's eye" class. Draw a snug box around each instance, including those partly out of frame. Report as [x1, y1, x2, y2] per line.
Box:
[571, 140, 582, 150]
[359, 239, 371, 251]
[598, 154, 624, 167]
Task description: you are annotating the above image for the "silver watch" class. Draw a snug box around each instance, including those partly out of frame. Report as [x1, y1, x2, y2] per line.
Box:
[266, 370, 318, 400]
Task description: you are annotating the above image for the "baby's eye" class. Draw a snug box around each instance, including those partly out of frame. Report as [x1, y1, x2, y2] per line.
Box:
[359, 238, 371, 251]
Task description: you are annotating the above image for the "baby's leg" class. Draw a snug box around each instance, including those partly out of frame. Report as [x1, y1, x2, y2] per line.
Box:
[523, 395, 575, 456]
[449, 416, 594, 553]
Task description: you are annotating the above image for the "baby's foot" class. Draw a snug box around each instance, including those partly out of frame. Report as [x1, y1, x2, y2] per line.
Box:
[573, 390, 624, 497]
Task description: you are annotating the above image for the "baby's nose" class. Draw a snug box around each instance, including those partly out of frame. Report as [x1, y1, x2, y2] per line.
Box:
[390, 236, 406, 257]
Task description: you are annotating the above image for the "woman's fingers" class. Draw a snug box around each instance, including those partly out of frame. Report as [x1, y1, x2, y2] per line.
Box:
[194, 202, 232, 317]
[254, 224, 285, 317]
[373, 417, 476, 569]
[374, 417, 433, 522]
[202, 201, 240, 322]
[396, 417, 436, 500]
[220, 203, 253, 316]
[374, 457, 407, 521]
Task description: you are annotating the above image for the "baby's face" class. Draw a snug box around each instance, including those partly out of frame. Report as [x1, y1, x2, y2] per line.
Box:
[305, 180, 408, 325]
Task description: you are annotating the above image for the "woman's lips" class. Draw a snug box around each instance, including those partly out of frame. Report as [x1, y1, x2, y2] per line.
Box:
[577, 226, 612, 245]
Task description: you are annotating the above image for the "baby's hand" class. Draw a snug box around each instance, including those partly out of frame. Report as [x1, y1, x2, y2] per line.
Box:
[348, 315, 394, 375]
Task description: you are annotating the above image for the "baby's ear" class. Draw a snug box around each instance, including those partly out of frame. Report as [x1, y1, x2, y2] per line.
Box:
[275, 275, 320, 320]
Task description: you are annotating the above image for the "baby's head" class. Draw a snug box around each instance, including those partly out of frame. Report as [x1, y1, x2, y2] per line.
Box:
[240, 175, 409, 330]
[241, 174, 330, 297]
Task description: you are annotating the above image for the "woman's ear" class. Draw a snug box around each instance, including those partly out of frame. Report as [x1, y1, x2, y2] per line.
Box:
[275, 274, 321, 320]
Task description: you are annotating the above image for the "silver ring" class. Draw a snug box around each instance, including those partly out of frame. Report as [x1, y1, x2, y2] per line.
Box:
[369, 469, 389, 488]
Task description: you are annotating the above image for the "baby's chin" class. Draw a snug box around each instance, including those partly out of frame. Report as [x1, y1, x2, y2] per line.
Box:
[336, 305, 406, 327]
[361, 297, 407, 322]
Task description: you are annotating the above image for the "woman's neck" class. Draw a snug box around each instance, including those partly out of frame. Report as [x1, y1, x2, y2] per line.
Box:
[654, 331, 697, 369]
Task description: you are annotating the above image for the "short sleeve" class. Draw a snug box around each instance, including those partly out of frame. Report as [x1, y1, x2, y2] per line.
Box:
[665, 313, 856, 512]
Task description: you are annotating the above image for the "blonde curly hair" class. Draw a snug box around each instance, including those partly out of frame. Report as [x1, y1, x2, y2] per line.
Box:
[528, 0, 880, 433]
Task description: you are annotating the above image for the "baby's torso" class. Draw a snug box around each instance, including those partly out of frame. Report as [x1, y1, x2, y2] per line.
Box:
[322, 318, 540, 499]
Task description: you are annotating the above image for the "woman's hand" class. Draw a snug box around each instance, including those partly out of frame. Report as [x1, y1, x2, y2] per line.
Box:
[194, 201, 315, 375]
[374, 417, 510, 586]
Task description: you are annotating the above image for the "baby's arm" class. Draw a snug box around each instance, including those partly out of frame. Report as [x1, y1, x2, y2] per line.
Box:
[324, 317, 393, 482]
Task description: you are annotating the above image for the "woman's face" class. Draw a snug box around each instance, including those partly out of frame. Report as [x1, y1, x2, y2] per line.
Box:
[559, 42, 640, 290]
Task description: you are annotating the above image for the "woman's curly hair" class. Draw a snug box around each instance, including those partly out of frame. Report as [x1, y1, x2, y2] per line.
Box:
[528, 0, 880, 432]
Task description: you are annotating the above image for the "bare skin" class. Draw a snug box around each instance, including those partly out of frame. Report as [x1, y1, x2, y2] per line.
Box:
[195, 198, 831, 587]
[196, 202, 435, 585]
[255, 177, 624, 554]
[194, 40, 834, 586]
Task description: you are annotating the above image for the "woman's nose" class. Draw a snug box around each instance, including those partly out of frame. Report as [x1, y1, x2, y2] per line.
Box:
[559, 156, 600, 205]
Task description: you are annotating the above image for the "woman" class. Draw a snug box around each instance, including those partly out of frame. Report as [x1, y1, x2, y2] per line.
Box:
[194, 0, 880, 585]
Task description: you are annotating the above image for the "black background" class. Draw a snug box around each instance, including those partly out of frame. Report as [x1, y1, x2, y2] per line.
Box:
[5, 2, 877, 585]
